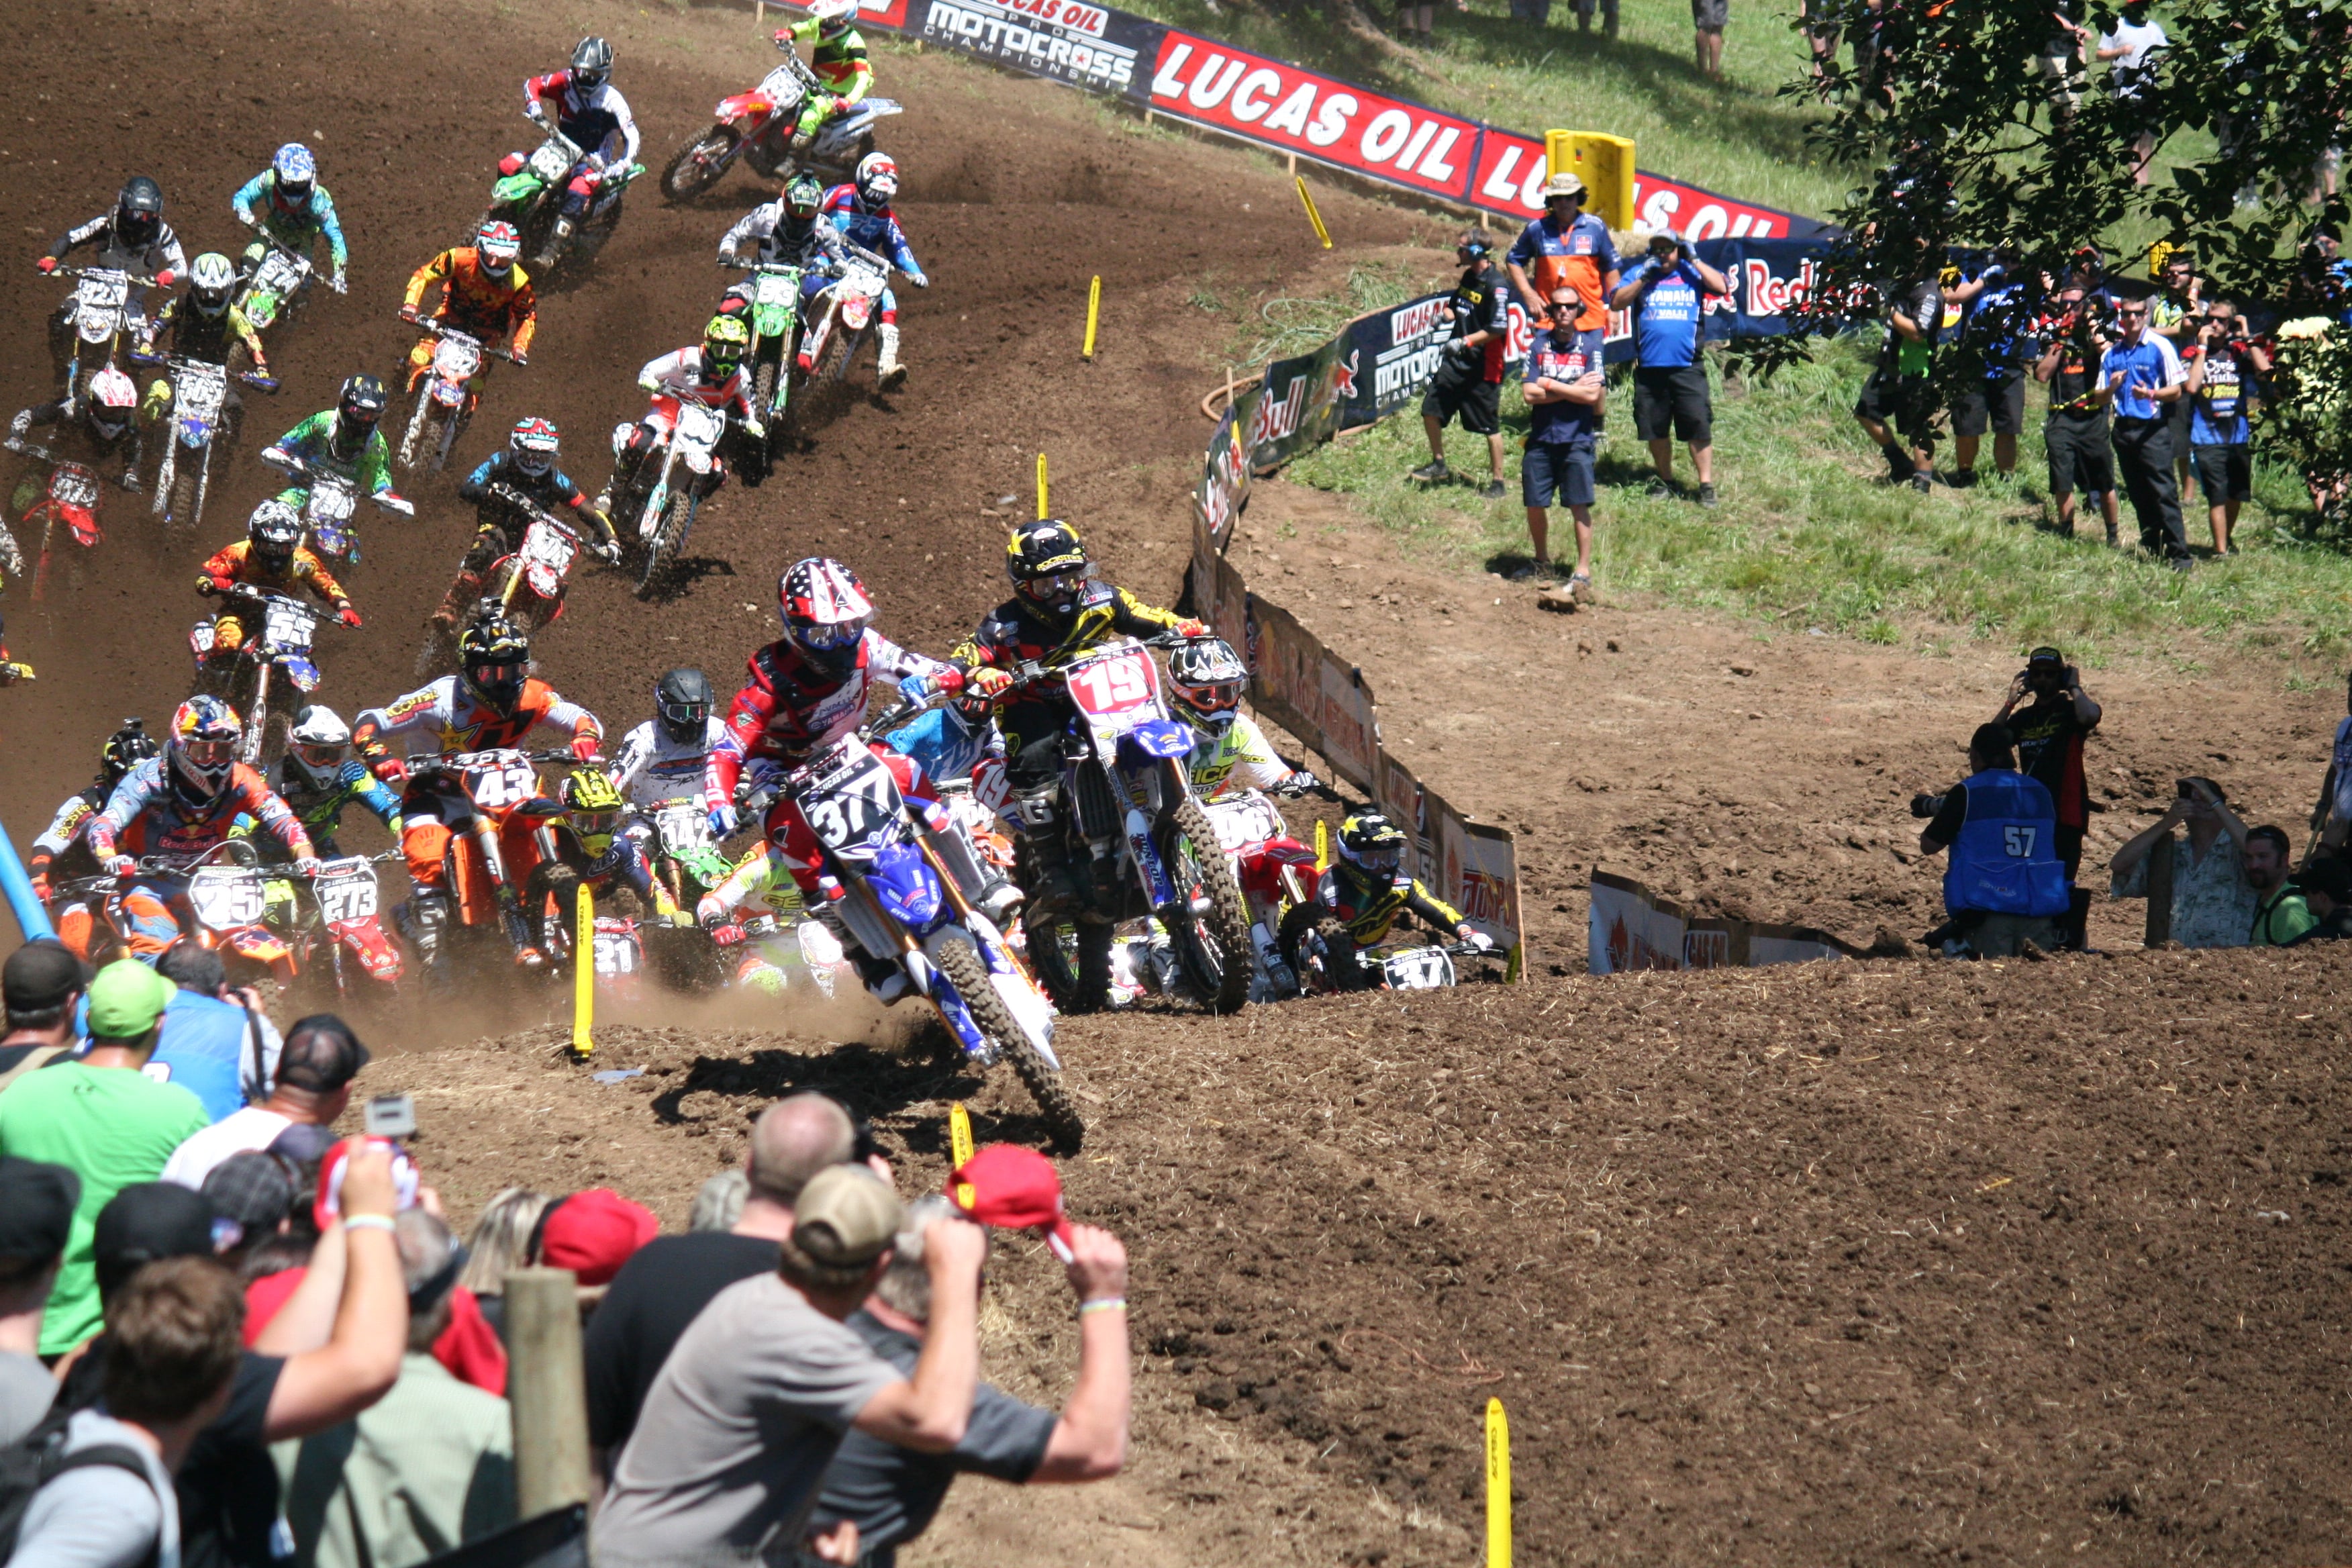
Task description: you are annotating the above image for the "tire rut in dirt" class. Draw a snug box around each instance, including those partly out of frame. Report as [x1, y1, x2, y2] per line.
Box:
[931, 932, 1083, 1147]
[1165, 794, 1253, 1012]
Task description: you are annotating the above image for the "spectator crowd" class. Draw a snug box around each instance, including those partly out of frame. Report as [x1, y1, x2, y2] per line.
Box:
[0, 948, 1135, 1568]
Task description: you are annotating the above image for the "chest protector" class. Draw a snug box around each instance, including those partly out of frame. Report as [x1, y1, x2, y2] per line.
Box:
[1944, 770, 2071, 918]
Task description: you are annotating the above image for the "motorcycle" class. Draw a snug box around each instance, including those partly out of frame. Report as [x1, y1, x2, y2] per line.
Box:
[258, 448, 415, 570]
[797, 244, 893, 387]
[395, 746, 582, 992]
[189, 587, 339, 765]
[728, 260, 805, 456]
[642, 795, 735, 911]
[1010, 635, 1256, 1016]
[1202, 787, 1319, 1001]
[397, 319, 513, 472]
[1283, 925, 1501, 995]
[139, 355, 271, 536]
[487, 115, 646, 273]
[778, 718, 1080, 1143]
[279, 851, 405, 1006]
[51, 265, 146, 412]
[658, 48, 903, 199]
[79, 842, 297, 983]
[236, 236, 336, 338]
[417, 484, 595, 676]
[3, 434, 121, 602]
[610, 397, 730, 599]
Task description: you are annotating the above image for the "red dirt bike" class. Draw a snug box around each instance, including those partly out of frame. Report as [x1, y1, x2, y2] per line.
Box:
[418, 484, 604, 675]
[395, 747, 585, 991]
[397, 317, 515, 473]
[75, 842, 297, 984]
[281, 852, 405, 1004]
[1201, 788, 1318, 1000]
[657, 47, 902, 199]
[4, 432, 119, 601]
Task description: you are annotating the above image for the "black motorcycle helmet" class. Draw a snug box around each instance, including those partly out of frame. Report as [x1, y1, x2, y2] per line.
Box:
[571, 35, 614, 91]
[336, 374, 387, 444]
[459, 613, 532, 714]
[1006, 519, 1089, 616]
[115, 176, 164, 248]
[655, 667, 714, 745]
[99, 717, 158, 791]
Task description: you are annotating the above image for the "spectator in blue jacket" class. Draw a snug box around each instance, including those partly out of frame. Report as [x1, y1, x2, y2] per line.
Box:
[1914, 723, 2071, 957]
[1610, 229, 1729, 505]
[152, 945, 282, 1123]
[2100, 296, 2190, 568]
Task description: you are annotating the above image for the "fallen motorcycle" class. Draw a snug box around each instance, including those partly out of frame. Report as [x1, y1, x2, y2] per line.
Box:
[258, 448, 415, 570]
[398, 318, 513, 472]
[658, 46, 903, 199]
[1279, 919, 1504, 995]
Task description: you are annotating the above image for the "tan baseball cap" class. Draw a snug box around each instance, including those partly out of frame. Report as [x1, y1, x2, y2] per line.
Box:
[1543, 170, 1587, 200]
[792, 1165, 903, 1269]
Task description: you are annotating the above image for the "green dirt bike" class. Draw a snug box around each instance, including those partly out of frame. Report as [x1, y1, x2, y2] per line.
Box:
[726, 260, 803, 462]
[638, 795, 735, 911]
[485, 115, 646, 274]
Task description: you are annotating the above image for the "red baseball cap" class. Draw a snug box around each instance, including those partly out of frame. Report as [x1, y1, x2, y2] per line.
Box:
[945, 1144, 1074, 1261]
[536, 1188, 658, 1285]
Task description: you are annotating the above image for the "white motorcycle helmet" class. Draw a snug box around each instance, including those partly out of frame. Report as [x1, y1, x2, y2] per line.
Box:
[854, 152, 899, 208]
[287, 704, 353, 790]
[1167, 636, 1248, 738]
[86, 366, 137, 442]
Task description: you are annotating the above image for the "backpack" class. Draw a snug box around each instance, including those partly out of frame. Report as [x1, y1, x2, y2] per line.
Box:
[0, 1405, 162, 1566]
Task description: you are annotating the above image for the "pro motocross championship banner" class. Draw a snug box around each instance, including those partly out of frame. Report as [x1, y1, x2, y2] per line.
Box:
[780, 0, 1828, 239]
[1587, 869, 1861, 975]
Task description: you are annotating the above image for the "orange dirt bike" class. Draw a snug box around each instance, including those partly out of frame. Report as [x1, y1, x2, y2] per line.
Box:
[393, 746, 592, 992]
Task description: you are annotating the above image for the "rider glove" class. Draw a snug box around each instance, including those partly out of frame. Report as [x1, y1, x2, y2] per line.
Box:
[338, 605, 364, 629]
[570, 736, 602, 763]
[29, 873, 50, 904]
[106, 855, 136, 879]
[1176, 619, 1210, 638]
[371, 756, 409, 786]
[967, 667, 1013, 699]
[896, 673, 938, 705]
[707, 801, 741, 838]
[36, 256, 57, 274]
[295, 856, 326, 879]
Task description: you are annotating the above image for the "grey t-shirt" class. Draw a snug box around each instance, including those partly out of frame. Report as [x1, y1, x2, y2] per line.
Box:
[0, 1347, 59, 1447]
[592, 1273, 900, 1568]
[9, 1408, 179, 1568]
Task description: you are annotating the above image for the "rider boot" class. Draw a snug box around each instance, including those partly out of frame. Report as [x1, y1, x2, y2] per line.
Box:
[428, 571, 484, 632]
[876, 324, 905, 389]
[920, 820, 1022, 927]
[494, 887, 546, 969]
[1014, 785, 1082, 912]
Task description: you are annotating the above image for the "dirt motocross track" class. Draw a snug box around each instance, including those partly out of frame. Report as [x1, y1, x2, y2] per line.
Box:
[7, 3, 2352, 1565]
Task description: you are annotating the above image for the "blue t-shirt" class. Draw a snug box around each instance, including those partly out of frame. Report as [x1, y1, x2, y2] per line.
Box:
[151, 990, 256, 1123]
[1966, 279, 2027, 375]
[1523, 332, 1603, 444]
[2099, 334, 2181, 421]
[1620, 258, 1706, 369]
[2188, 344, 2254, 445]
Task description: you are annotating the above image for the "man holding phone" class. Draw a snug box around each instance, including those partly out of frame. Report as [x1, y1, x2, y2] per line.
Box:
[2109, 777, 2261, 948]
[1996, 646, 2102, 948]
[1611, 228, 1728, 506]
[2183, 297, 2269, 554]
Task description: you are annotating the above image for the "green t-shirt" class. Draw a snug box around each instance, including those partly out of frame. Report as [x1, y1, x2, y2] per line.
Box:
[2251, 887, 2320, 947]
[0, 1062, 210, 1355]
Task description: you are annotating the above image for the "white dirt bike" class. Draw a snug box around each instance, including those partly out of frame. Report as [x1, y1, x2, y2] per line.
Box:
[611, 399, 731, 600]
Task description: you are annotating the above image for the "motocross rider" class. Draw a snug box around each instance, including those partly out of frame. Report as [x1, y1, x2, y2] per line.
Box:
[779, 0, 874, 155]
[597, 314, 765, 508]
[611, 668, 726, 812]
[231, 143, 348, 294]
[139, 253, 270, 436]
[552, 766, 687, 926]
[268, 705, 402, 859]
[948, 518, 1206, 904]
[1166, 637, 1320, 801]
[814, 153, 926, 385]
[522, 37, 642, 224]
[195, 500, 363, 667]
[716, 173, 848, 315]
[261, 373, 401, 513]
[28, 719, 159, 961]
[88, 695, 321, 962]
[694, 842, 849, 999]
[37, 176, 185, 369]
[432, 417, 618, 631]
[401, 219, 538, 390]
[1310, 812, 1492, 974]
[8, 365, 144, 491]
[351, 613, 603, 969]
[702, 556, 1018, 1000]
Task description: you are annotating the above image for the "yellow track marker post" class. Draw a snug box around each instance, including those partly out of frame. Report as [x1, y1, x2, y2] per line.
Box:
[1036, 452, 1048, 519]
[1314, 819, 1329, 873]
[571, 883, 595, 1058]
[949, 1102, 976, 1209]
[1485, 1397, 1512, 1567]
[1294, 175, 1332, 249]
[1083, 275, 1101, 360]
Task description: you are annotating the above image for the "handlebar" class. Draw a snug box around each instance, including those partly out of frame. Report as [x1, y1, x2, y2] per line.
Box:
[399, 315, 518, 363]
[262, 450, 416, 516]
[50, 264, 163, 288]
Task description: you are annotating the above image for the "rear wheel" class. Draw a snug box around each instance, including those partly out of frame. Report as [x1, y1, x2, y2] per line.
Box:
[399, 386, 432, 469]
[1279, 905, 1375, 994]
[165, 451, 203, 538]
[1161, 795, 1255, 1013]
[635, 489, 688, 599]
[932, 934, 1083, 1146]
[660, 128, 739, 201]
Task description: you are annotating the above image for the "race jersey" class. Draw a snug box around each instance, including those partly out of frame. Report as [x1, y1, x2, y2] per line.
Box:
[1939, 770, 2071, 918]
[699, 842, 814, 924]
[46, 211, 186, 279]
[403, 248, 538, 356]
[820, 187, 919, 276]
[707, 632, 946, 801]
[231, 170, 348, 268]
[267, 411, 394, 497]
[1506, 210, 1619, 332]
[199, 540, 349, 609]
[1442, 262, 1510, 382]
[456, 450, 594, 524]
[267, 757, 401, 857]
[29, 787, 107, 885]
[881, 705, 1001, 785]
[1618, 256, 1709, 370]
[611, 717, 728, 809]
[571, 833, 667, 912]
[352, 675, 601, 762]
[720, 201, 849, 270]
[950, 583, 1187, 736]
[1524, 333, 1602, 443]
[787, 16, 875, 100]
[2190, 343, 2256, 444]
[524, 70, 643, 166]
[91, 758, 313, 864]
[149, 289, 264, 368]
[1318, 860, 1465, 946]
[636, 348, 754, 421]
[1183, 711, 1294, 799]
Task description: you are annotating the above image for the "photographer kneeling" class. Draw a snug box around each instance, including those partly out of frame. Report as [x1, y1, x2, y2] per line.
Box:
[1912, 723, 2072, 957]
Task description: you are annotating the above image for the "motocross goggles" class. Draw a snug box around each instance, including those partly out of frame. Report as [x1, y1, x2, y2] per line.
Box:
[571, 807, 623, 839]
[1179, 681, 1242, 713]
[1351, 844, 1402, 873]
[467, 660, 528, 691]
[1019, 568, 1087, 601]
[292, 741, 346, 773]
[179, 737, 238, 769]
[796, 619, 866, 651]
[658, 693, 710, 728]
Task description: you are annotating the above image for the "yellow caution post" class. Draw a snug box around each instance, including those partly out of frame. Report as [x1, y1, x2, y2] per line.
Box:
[1083, 275, 1101, 360]
[1314, 818, 1330, 873]
[1035, 452, 1048, 520]
[1545, 131, 1636, 232]
[571, 883, 595, 1059]
[1294, 175, 1332, 250]
[949, 1102, 976, 1210]
[1485, 1397, 1512, 1567]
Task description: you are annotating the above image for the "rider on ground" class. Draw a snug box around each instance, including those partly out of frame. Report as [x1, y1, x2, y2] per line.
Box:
[231, 144, 348, 293]
[599, 314, 765, 507]
[522, 38, 642, 224]
[87, 695, 321, 960]
[435, 417, 619, 630]
[1165, 637, 1320, 801]
[28, 720, 159, 960]
[1311, 812, 1489, 971]
[197, 500, 362, 663]
[816, 153, 926, 385]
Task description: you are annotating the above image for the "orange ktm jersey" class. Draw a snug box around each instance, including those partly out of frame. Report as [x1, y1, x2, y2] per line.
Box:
[403, 247, 539, 358]
[199, 540, 348, 607]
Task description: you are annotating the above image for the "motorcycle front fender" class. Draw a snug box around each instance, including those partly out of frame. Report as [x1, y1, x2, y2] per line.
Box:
[284, 658, 322, 693]
[329, 918, 404, 982]
[489, 172, 546, 207]
[715, 93, 773, 124]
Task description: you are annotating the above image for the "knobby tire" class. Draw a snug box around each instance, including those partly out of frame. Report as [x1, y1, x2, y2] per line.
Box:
[660, 130, 736, 201]
[932, 934, 1084, 1146]
[1165, 795, 1255, 1013]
